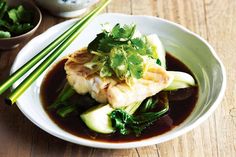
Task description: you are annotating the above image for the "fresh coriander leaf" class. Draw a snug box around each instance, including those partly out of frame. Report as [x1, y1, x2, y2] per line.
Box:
[156, 59, 161, 66]
[131, 37, 146, 51]
[9, 23, 33, 36]
[127, 53, 143, 79]
[98, 34, 115, 52]
[127, 52, 143, 65]
[8, 5, 33, 24]
[84, 54, 111, 77]
[131, 37, 156, 59]
[129, 64, 143, 79]
[88, 32, 105, 52]
[100, 65, 113, 77]
[89, 24, 135, 53]
[0, 30, 10, 38]
[17, 6, 33, 23]
[15, 5, 25, 20]
[0, 19, 9, 29]
[98, 33, 128, 53]
[86, 24, 161, 80]
[111, 24, 136, 40]
[8, 7, 18, 23]
[0, 2, 35, 37]
[110, 46, 129, 79]
[110, 24, 121, 38]
[145, 40, 157, 58]
[0, 0, 7, 19]
[123, 24, 136, 38]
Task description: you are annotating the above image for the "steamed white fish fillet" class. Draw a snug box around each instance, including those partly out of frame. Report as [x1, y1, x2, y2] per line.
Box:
[65, 49, 116, 103]
[64, 49, 173, 108]
[107, 62, 173, 108]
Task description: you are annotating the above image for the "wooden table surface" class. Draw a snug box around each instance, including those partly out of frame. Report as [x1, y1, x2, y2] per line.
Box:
[0, 0, 235, 156]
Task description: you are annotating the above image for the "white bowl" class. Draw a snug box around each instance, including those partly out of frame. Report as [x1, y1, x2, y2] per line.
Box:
[11, 13, 226, 149]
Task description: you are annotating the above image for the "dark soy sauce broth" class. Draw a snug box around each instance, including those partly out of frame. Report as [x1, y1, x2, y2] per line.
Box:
[40, 53, 198, 142]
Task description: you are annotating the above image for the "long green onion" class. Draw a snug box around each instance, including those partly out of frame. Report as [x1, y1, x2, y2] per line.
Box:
[0, 3, 102, 95]
[4, 0, 111, 105]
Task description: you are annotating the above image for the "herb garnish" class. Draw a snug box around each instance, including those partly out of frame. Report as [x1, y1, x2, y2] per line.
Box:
[86, 23, 158, 81]
[0, 0, 34, 38]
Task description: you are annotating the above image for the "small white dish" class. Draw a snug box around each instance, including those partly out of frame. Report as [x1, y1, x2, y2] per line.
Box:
[11, 13, 226, 149]
[35, 0, 99, 18]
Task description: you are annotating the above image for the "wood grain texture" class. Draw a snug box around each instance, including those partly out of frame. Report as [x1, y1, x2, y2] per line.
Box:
[0, 0, 235, 156]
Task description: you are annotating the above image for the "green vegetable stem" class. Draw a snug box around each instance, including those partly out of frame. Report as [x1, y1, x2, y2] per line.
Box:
[0, 0, 34, 38]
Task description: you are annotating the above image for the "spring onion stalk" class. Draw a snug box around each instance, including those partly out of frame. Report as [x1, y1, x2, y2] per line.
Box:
[0, 0, 111, 95]
[5, 0, 111, 105]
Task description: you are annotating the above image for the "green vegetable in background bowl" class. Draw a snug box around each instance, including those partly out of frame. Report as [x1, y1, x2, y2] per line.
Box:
[0, 0, 41, 49]
[0, 0, 34, 38]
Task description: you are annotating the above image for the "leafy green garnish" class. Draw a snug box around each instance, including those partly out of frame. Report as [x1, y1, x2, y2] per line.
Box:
[87, 33, 105, 52]
[9, 23, 34, 36]
[87, 24, 158, 81]
[0, 0, 7, 19]
[156, 59, 161, 66]
[109, 93, 169, 136]
[111, 23, 136, 39]
[8, 5, 33, 24]
[0, 30, 10, 38]
[0, 19, 9, 28]
[109, 46, 129, 79]
[0, 1, 34, 38]
[8, 6, 21, 23]
[127, 52, 144, 79]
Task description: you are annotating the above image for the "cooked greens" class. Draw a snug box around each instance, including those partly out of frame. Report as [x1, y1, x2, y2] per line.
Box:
[0, 30, 10, 38]
[48, 83, 75, 110]
[110, 93, 169, 136]
[48, 82, 97, 118]
[0, 0, 7, 19]
[51, 82, 170, 136]
[0, 0, 34, 38]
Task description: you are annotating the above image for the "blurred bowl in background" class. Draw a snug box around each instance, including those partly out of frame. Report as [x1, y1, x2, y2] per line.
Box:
[35, 0, 99, 18]
[0, 0, 42, 50]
